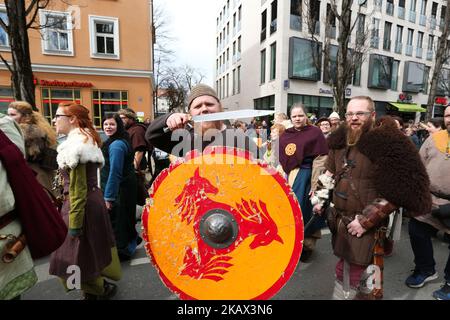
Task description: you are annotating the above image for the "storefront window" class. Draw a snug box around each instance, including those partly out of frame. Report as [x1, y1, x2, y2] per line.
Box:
[289, 37, 321, 81]
[0, 87, 14, 114]
[41, 88, 81, 123]
[92, 89, 128, 127]
[254, 95, 275, 110]
[287, 94, 334, 117]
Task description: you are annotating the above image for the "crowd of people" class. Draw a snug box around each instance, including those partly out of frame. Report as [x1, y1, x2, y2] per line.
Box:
[1, 83, 449, 301]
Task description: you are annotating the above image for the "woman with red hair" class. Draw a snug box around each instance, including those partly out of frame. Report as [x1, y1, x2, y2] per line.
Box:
[49, 102, 121, 300]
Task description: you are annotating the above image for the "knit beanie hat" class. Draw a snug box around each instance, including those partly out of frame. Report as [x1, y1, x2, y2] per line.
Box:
[117, 107, 137, 120]
[187, 84, 220, 108]
[328, 111, 340, 120]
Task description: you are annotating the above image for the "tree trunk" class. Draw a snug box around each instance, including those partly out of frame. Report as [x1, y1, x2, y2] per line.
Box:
[426, 1, 450, 121]
[5, 0, 36, 110]
[335, 0, 352, 119]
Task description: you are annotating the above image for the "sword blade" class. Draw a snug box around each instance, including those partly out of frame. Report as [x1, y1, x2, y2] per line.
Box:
[191, 109, 275, 122]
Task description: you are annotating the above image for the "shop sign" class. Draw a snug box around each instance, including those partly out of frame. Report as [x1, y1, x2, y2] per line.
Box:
[319, 88, 351, 97]
[398, 93, 413, 103]
[435, 97, 448, 106]
[39, 80, 94, 88]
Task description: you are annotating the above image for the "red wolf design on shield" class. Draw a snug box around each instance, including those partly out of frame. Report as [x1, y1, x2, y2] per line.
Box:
[174, 168, 284, 281]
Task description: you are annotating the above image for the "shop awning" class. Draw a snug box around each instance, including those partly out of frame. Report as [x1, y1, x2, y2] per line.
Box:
[389, 102, 427, 113]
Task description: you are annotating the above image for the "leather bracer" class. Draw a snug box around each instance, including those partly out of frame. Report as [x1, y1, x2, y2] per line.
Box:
[358, 198, 397, 230]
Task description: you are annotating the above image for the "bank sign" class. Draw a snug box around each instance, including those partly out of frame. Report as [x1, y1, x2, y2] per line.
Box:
[319, 88, 352, 97]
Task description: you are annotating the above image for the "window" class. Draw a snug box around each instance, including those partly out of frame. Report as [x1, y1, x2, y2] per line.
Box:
[391, 60, 400, 91]
[432, 2, 438, 17]
[423, 66, 430, 94]
[89, 15, 120, 59]
[353, 56, 362, 87]
[437, 69, 450, 96]
[260, 49, 266, 84]
[395, 25, 403, 53]
[226, 74, 229, 98]
[40, 10, 73, 55]
[254, 95, 275, 110]
[237, 36, 241, 60]
[371, 18, 380, 48]
[0, 6, 9, 49]
[237, 66, 241, 94]
[261, 9, 267, 42]
[92, 90, 128, 127]
[356, 14, 366, 45]
[326, 4, 337, 39]
[41, 88, 81, 123]
[287, 94, 333, 117]
[270, 0, 277, 34]
[290, 0, 302, 31]
[310, 0, 321, 34]
[0, 86, 14, 114]
[270, 42, 276, 80]
[402, 61, 427, 93]
[420, 0, 427, 14]
[288, 37, 321, 81]
[383, 22, 392, 51]
[368, 54, 393, 89]
[232, 69, 236, 95]
[323, 45, 338, 84]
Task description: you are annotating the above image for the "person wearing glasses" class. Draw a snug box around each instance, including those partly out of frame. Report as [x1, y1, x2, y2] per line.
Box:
[49, 102, 121, 300]
[311, 96, 430, 299]
[316, 118, 332, 138]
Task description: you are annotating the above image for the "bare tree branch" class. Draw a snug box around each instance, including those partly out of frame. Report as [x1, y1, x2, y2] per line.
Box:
[0, 52, 13, 73]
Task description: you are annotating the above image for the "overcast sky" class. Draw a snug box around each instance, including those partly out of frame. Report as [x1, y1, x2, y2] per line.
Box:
[156, 0, 220, 86]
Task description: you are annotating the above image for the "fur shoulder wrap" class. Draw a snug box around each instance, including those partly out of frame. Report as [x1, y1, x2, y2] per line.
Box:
[57, 128, 104, 169]
[328, 117, 431, 216]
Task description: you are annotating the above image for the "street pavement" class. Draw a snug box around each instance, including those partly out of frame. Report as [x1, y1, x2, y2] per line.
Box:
[23, 217, 449, 300]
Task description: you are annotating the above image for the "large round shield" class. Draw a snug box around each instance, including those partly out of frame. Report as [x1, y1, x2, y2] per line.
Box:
[142, 146, 303, 300]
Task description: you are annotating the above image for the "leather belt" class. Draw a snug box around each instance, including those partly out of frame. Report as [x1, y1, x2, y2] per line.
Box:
[0, 210, 17, 230]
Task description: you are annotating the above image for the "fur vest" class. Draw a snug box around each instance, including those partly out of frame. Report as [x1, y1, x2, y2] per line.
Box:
[327, 117, 431, 216]
[57, 128, 104, 169]
[19, 123, 49, 161]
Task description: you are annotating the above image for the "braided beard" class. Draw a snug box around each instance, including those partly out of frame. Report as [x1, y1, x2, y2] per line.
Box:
[346, 117, 374, 146]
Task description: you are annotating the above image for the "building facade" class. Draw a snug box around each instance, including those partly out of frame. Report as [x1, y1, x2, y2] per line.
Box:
[215, 0, 449, 121]
[0, 0, 154, 127]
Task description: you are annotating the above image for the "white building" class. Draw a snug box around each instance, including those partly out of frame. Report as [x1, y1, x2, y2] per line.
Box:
[215, 0, 449, 121]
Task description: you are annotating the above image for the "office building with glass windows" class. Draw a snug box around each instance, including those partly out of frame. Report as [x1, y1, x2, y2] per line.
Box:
[0, 0, 154, 127]
[215, 0, 448, 120]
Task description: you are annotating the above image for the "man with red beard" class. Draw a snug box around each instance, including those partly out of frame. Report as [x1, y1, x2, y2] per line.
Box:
[312, 96, 431, 299]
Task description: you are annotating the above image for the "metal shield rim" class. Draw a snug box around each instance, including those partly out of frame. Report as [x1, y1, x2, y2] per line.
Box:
[142, 146, 304, 300]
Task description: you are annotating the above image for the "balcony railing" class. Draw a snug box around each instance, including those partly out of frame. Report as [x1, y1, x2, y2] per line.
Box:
[395, 41, 402, 54]
[290, 14, 302, 31]
[327, 26, 337, 39]
[419, 14, 427, 26]
[374, 0, 382, 12]
[440, 18, 445, 31]
[270, 19, 277, 34]
[427, 50, 433, 60]
[431, 17, 437, 30]
[398, 7, 405, 19]
[386, 3, 394, 15]
[370, 36, 379, 48]
[409, 11, 416, 23]
[416, 47, 423, 59]
[383, 39, 391, 51]
[406, 44, 413, 56]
